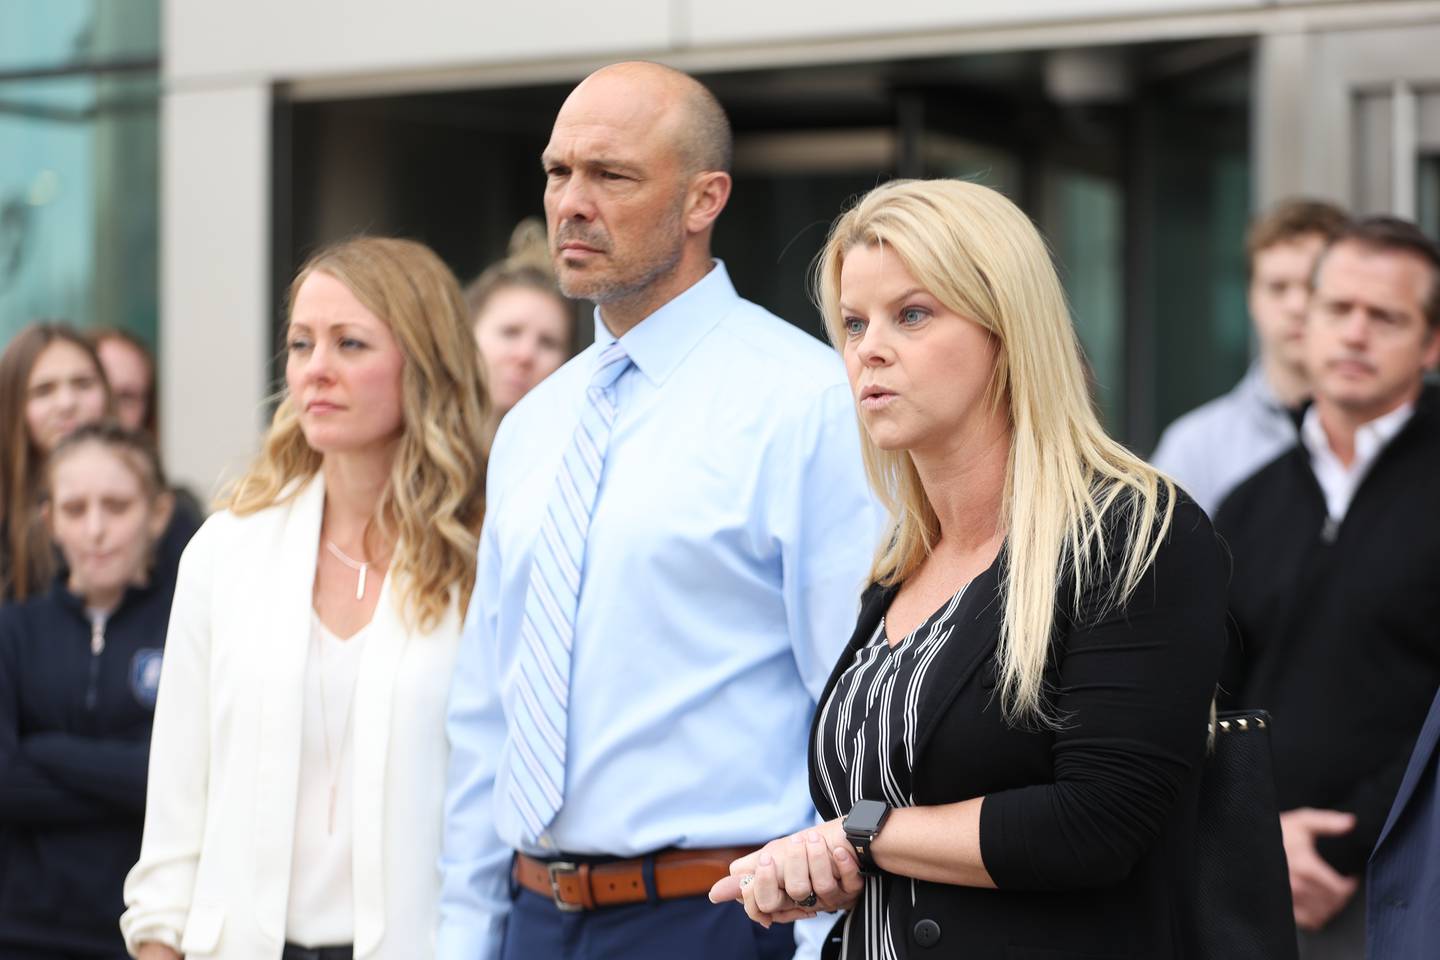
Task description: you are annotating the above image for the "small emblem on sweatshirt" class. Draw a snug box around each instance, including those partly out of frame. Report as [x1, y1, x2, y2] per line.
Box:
[130, 649, 163, 707]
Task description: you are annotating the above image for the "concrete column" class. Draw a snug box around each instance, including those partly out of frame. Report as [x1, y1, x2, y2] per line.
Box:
[1253, 30, 1313, 211]
[159, 84, 271, 499]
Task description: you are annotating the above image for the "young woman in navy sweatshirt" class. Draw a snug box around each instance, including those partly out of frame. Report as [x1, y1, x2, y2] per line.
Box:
[0, 422, 175, 959]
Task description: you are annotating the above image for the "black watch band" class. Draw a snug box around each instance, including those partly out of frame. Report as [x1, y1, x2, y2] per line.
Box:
[843, 799, 890, 874]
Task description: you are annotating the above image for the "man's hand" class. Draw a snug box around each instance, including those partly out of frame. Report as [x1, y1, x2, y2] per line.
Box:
[135, 943, 182, 960]
[1279, 807, 1358, 931]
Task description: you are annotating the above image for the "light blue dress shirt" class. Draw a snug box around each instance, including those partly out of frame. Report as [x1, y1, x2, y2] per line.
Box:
[438, 262, 884, 960]
[1150, 362, 1298, 516]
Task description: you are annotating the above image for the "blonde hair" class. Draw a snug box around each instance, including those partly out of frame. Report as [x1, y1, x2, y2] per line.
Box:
[225, 236, 490, 631]
[814, 179, 1174, 726]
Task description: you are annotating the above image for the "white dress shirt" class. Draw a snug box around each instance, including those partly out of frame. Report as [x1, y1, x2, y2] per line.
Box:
[1301, 401, 1415, 524]
[438, 262, 884, 960]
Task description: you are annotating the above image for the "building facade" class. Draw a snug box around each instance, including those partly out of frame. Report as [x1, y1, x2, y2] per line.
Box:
[130, 1, 1440, 492]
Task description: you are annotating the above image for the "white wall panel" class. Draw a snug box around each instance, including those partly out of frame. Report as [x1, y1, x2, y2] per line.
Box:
[166, 0, 673, 85]
[159, 85, 270, 497]
[686, 0, 1262, 48]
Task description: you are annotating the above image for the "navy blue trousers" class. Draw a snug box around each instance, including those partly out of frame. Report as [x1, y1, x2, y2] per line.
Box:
[501, 887, 796, 960]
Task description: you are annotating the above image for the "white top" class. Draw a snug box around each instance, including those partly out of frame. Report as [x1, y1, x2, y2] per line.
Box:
[121, 475, 465, 960]
[286, 612, 370, 947]
[1300, 401, 1415, 524]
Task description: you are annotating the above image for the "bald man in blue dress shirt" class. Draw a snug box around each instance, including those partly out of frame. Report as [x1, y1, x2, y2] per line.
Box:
[437, 62, 882, 960]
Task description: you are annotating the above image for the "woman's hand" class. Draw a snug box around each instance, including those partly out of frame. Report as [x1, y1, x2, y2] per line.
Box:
[708, 819, 864, 926]
[136, 942, 182, 960]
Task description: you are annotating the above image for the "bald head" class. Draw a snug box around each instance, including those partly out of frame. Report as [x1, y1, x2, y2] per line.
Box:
[563, 61, 732, 175]
[542, 61, 734, 327]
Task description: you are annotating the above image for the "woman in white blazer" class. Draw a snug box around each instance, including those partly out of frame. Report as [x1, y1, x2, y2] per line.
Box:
[122, 237, 490, 960]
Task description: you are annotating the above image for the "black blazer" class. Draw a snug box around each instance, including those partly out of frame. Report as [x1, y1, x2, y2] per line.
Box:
[1215, 385, 1440, 875]
[809, 496, 1228, 959]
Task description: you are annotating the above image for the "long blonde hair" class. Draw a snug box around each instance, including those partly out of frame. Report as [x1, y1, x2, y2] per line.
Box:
[225, 236, 490, 631]
[814, 180, 1174, 726]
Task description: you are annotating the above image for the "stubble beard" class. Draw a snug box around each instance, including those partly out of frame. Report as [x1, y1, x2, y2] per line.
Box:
[556, 201, 687, 308]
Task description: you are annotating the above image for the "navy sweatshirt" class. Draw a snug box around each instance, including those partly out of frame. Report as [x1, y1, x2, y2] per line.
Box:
[0, 576, 173, 955]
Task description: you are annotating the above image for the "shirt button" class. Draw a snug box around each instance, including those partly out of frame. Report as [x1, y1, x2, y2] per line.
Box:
[539, 835, 554, 850]
[912, 918, 941, 947]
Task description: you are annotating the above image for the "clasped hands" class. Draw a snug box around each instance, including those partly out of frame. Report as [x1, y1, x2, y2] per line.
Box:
[708, 818, 864, 927]
[1279, 807, 1359, 932]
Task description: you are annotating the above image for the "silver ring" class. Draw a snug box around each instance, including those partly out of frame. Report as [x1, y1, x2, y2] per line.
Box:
[795, 893, 819, 908]
[738, 874, 754, 889]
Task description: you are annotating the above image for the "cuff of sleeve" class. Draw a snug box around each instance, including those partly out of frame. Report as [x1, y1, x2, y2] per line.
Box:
[978, 789, 1025, 890]
[125, 924, 181, 954]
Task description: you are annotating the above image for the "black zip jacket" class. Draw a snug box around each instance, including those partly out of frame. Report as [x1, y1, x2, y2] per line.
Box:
[1215, 384, 1440, 875]
[0, 576, 173, 955]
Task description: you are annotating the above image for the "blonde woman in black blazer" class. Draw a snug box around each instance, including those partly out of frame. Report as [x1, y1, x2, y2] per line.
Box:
[711, 179, 1227, 959]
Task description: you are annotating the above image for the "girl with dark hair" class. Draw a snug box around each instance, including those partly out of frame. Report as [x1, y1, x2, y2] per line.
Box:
[89, 327, 158, 439]
[0, 422, 176, 959]
[0, 323, 111, 603]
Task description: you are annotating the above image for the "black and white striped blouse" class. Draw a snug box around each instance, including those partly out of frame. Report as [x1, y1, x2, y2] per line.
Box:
[812, 584, 970, 960]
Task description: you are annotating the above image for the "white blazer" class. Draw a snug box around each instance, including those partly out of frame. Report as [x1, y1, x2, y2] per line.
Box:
[121, 475, 462, 959]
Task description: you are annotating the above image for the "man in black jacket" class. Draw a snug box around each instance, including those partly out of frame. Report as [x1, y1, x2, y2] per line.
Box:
[1216, 215, 1440, 959]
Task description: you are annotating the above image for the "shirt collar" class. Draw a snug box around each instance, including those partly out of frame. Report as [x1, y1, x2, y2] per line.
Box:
[1301, 399, 1416, 468]
[51, 576, 149, 615]
[591, 260, 737, 386]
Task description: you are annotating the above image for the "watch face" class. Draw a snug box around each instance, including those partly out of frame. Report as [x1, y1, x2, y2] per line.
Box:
[846, 799, 888, 835]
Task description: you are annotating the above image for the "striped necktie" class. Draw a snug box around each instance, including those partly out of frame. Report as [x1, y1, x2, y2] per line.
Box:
[510, 340, 632, 843]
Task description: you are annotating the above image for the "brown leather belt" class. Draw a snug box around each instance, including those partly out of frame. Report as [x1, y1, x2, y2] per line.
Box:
[514, 847, 751, 912]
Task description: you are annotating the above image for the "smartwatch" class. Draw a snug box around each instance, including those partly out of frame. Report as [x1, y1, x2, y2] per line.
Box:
[843, 799, 891, 874]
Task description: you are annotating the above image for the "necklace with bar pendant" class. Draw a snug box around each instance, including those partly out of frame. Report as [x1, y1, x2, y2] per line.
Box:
[315, 623, 359, 836]
[326, 541, 369, 600]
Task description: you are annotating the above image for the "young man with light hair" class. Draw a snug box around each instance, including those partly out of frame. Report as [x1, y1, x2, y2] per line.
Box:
[1152, 198, 1351, 514]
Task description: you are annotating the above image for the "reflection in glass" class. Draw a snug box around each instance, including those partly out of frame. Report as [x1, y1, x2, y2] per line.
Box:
[0, 0, 160, 74]
[0, 0, 159, 346]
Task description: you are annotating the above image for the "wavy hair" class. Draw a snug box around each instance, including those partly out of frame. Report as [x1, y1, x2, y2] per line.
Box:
[224, 236, 490, 631]
[0, 322, 113, 601]
[813, 179, 1175, 726]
